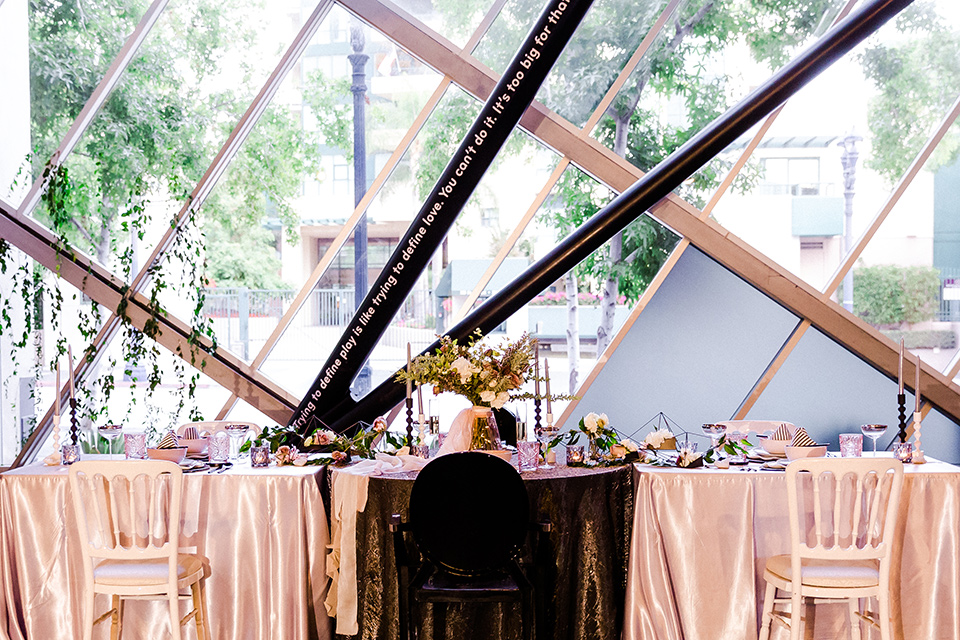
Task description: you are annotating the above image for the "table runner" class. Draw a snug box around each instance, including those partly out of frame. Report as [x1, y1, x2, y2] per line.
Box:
[0, 460, 333, 640]
[624, 460, 960, 640]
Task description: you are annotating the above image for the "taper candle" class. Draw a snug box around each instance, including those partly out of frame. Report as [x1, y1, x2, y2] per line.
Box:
[406, 343, 412, 400]
[544, 359, 552, 415]
[898, 338, 904, 394]
[534, 342, 540, 396]
[67, 346, 76, 400]
[55, 360, 61, 419]
[915, 355, 921, 412]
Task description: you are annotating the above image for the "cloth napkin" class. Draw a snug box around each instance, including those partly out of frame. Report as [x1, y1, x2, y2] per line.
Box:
[157, 430, 179, 448]
[791, 427, 817, 447]
[437, 407, 474, 455]
[771, 423, 792, 441]
[325, 453, 429, 635]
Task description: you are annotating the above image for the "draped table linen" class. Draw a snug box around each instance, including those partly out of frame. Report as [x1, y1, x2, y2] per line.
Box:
[624, 459, 960, 640]
[0, 459, 333, 640]
[323, 461, 633, 640]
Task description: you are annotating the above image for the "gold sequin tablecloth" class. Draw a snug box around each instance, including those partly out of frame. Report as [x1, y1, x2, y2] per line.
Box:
[323, 462, 633, 640]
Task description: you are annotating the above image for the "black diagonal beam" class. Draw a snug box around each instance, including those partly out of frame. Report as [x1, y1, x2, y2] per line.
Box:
[290, 0, 597, 432]
[314, 0, 914, 433]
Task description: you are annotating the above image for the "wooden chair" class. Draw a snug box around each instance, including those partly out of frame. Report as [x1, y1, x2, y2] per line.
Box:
[759, 457, 904, 640]
[390, 451, 549, 640]
[68, 460, 210, 640]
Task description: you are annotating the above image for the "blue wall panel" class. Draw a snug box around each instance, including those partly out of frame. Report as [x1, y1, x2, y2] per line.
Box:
[747, 327, 960, 463]
[572, 246, 799, 436]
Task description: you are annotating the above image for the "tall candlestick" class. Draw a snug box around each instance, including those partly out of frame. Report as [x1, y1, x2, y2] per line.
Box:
[417, 382, 424, 415]
[406, 343, 412, 400]
[915, 355, 921, 412]
[898, 338, 904, 394]
[67, 346, 76, 400]
[544, 359, 552, 416]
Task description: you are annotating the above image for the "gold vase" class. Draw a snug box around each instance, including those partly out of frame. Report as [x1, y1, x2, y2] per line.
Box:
[468, 406, 501, 450]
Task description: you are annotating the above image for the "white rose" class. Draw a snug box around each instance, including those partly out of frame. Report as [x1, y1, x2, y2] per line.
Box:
[621, 438, 638, 453]
[598, 413, 610, 429]
[492, 391, 510, 409]
[583, 413, 599, 435]
[644, 431, 665, 448]
[451, 357, 477, 383]
[480, 390, 497, 404]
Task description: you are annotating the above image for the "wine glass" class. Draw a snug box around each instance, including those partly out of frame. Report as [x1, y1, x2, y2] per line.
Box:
[99, 424, 123, 460]
[701, 423, 727, 450]
[860, 424, 888, 456]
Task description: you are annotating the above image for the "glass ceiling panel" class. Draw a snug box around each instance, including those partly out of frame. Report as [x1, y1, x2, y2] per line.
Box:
[29, 0, 311, 282]
[709, 0, 960, 297]
[13, 0, 152, 211]
[473, 0, 667, 129]
[260, 82, 480, 396]
[391, 0, 495, 51]
[152, 5, 444, 364]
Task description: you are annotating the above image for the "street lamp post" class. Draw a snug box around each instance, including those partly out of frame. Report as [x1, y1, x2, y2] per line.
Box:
[839, 133, 862, 313]
[349, 24, 372, 397]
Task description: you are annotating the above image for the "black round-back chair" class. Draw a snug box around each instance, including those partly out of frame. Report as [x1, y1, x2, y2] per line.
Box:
[390, 451, 547, 640]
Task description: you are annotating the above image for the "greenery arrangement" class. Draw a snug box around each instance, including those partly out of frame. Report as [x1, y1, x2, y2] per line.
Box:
[247, 416, 408, 465]
[396, 331, 541, 409]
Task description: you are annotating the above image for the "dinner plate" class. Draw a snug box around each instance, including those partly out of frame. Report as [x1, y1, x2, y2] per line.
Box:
[748, 447, 785, 461]
[179, 458, 208, 473]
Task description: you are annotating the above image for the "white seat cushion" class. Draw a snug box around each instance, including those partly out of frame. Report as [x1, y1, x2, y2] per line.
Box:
[93, 554, 204, 588]
[765, 554, 879, 589]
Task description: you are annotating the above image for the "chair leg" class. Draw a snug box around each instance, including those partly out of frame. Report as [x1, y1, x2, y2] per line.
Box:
[192, 582, 208, 640]
[847, 598, 861, 640]
[790, 591, 803, 640]
[878, 591, 893, 640]
[110, 595, 121, 640]
[168, 590, 182, 640]
[758, 581, 776, 640]
[82, 591, 95, 640]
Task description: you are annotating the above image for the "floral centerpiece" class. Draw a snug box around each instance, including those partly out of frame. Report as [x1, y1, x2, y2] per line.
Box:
[396, 331, 540, 451]
[553, 412, 641, 466]
[247, 416, 407, 466]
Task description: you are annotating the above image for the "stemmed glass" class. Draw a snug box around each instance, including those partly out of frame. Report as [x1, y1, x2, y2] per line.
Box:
[860, 424, 888, 456]
[99, 424, 123, 460]
[701, 423, 727, 450]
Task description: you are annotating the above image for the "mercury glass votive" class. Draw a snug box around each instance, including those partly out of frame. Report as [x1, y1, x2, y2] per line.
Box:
[250, 444, 271, 468]
[123, 432, 147, 460]
[894, 442, 913, 463]
[517, 441, 540, 472]
[839, 433, 863, 458]
[61, 443, 81, 465]
[411, 444, 429, 459]
[566, 445, 584, 464]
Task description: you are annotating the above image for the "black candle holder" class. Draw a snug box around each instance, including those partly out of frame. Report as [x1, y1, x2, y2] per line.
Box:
[897, 393, 907, 443]
[70, 397, 79, 445]
[533, 396, 542, 434]
[405, 397, 414, 447]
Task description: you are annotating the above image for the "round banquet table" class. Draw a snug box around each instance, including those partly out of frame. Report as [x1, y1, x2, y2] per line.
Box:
[322, 460, 633, 640]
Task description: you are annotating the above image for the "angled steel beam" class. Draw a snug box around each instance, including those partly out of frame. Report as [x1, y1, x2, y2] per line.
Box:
[291, 0, 599, 432]
[318, 0, 923, 432]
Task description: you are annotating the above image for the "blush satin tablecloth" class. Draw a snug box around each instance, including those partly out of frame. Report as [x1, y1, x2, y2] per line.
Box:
[0, 459, 333, 640]
[624, 459, 960, 640]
